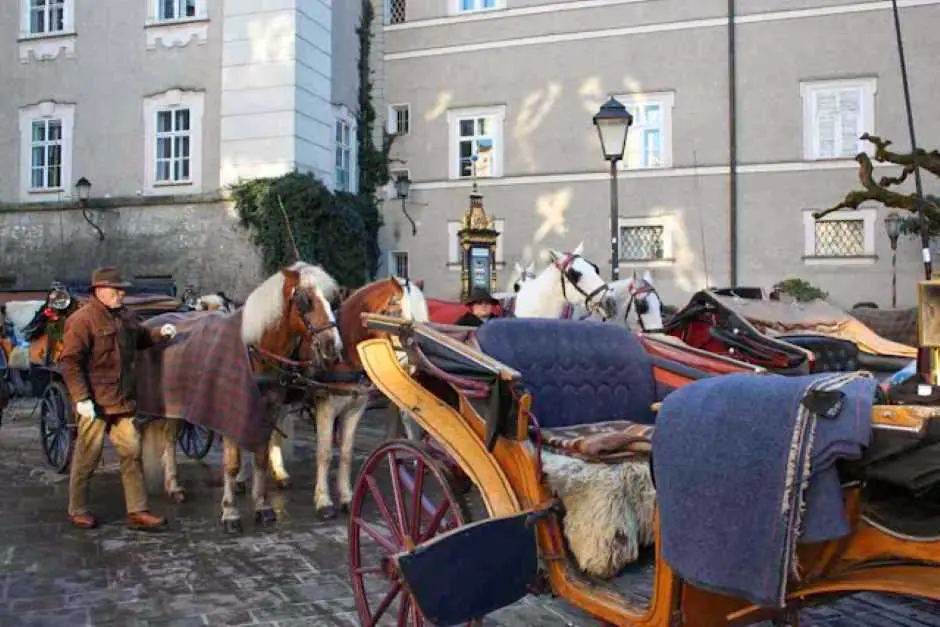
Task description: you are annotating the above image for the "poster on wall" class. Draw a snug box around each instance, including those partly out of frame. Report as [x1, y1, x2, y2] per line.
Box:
[470, 247, 491, 290]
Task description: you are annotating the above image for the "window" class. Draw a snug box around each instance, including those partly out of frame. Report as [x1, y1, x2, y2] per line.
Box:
[157, 0, 197, 21]
[387, 0, 406, 24]
[28, 0, 65, 35]
[801, 78, 876, 160]
[447, 219, 505, 268]
[389, 104, 410, 135]
[19, 101, 74, 201]
[803, 209, 876, 264]
[615, 92, 675, 169]
[390, 252, 409, 279]
[335, 121, 353, 192]
[457, 0, 498, 12]
[446, 106, 506, 180]
[618, 217, 675, 265]
[143, 89, 205, 195]
[155, 109, 191, 183]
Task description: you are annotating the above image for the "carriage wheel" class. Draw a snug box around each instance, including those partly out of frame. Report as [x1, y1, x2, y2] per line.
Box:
[349, 440, 473, 626]
[39, 380, 75, 474]
[178, 421, 214, 459]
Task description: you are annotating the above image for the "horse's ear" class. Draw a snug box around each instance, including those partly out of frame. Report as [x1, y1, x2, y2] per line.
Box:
[572, 241, 584, 256]
[282, 269, 300, 285]
[526, 262, 535, 273]
[643, 270, 654, 284]
[548, 249, 561, 263]
[514, 261, 523, 273]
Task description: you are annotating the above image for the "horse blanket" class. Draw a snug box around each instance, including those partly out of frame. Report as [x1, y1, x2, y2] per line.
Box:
[652, 371, 877, 608]
[136, 310, 268, 450]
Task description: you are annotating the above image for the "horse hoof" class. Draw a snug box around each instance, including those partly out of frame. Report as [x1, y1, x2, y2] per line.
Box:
[170, 490, 187, 504]
[316, 505, 337, 520]
[234, 481, 246, 494]
[254, 508, 277, 526]
[222, 519, 242, 534]
[275, 478, 292, 490]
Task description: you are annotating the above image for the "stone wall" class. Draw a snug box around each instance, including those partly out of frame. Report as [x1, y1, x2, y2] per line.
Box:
[0, 200, 264, 300]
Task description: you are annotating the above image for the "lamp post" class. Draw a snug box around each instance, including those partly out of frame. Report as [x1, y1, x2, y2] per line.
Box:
[593, 97, 633, 281]
[884, 212, 901, 308]
[394, 172, 417, 236]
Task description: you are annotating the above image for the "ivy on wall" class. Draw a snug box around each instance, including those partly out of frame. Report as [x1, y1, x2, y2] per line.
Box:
[231, 0, 395, 288]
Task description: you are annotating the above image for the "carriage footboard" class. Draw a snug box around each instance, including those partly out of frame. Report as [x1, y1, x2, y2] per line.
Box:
[395, 511, 539, 626]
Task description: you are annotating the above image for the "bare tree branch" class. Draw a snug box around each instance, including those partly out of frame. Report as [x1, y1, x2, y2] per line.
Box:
[879, 164, 916, 188]
[863, 133, 940, 178]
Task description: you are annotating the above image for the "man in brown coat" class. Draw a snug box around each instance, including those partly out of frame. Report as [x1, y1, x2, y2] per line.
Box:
[60, 267, 178, 530]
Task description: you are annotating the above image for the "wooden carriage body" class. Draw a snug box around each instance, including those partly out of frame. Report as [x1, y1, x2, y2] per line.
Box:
[352, 314, 940, 626]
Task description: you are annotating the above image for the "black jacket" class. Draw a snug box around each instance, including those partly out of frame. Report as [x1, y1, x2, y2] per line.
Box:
[453, 312, 486, 328]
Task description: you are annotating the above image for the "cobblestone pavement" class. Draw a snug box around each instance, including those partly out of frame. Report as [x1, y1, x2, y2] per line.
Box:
[1, 398, 938, 626]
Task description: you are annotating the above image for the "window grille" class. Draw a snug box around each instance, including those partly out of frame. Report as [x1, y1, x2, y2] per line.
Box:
[814, 220, 864, 256]
[391, 105, 410, 134]
[388, 0, 406, 24]
[620, 225, 665, 261]
[391, 252, 409, 279]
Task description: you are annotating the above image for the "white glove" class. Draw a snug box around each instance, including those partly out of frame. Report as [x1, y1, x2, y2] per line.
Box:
[160, 324, 178, 339]
[76, 400, 96, 420]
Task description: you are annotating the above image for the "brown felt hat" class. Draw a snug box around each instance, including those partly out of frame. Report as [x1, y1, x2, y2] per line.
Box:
[90, 266, 132, 289]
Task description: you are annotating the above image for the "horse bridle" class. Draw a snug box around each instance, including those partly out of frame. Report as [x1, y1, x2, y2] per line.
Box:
[249, 286, 338, 372]
[553, 253, 612, 320]
[513, 268, 537, 293]
[624, 279, 661, 332]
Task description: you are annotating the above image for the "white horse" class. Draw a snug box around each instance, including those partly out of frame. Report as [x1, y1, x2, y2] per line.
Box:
[607, 270, 667, 332]
[513, 243, 617, 321]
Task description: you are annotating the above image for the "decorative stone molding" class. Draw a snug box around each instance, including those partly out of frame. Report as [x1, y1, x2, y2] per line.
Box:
[18, 34, 77, 63]
[145, 19, 209, 50]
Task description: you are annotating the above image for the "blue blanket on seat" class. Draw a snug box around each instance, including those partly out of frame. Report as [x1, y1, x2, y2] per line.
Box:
[652, 371, 876, 608]
[476, 318, 656, 428]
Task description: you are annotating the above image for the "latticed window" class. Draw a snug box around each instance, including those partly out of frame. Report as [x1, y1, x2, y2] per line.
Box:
[814, 220, 865, 257]
[620, 225, 665, 261]
[388, 0, 406, 24]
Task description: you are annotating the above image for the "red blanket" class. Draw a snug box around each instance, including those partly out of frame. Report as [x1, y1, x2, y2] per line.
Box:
[136, 310, 268, 450]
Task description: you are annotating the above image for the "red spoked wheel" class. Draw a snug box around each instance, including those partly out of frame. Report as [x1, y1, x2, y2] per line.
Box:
[349, 439, 472, 626]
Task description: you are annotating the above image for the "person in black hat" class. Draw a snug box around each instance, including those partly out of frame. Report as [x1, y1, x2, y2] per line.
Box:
[454, 287, 501, 328]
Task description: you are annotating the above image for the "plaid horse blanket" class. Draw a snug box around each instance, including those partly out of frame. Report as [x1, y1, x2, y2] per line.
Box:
[136, 310, 268, 450]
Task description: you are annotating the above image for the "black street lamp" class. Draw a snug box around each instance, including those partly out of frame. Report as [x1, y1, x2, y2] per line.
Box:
[593, 97, 633, 281]
[884, 212, 901, 308]
[394, 172, 416, 236]
[75, 176, 91, 205]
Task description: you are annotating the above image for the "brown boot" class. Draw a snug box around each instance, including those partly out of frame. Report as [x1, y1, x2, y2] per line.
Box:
[127, 511, 168, 531]
[69, 513, 99, 529]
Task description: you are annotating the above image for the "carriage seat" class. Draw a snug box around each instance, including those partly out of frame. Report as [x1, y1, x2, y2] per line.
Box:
[477, 318, 658, 461]
[779, 334, 860, 373]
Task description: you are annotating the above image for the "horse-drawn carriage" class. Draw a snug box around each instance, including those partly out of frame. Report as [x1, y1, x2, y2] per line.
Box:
[0, 282, 216, 471]
[345, 311, 940, 626]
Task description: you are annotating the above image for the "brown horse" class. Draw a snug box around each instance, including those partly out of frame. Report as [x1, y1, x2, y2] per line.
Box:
[252, 276, 428, 518]
[140, 262, 342, 533]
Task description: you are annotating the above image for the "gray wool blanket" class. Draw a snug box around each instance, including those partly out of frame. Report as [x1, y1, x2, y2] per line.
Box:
[652, 371, 877, 608]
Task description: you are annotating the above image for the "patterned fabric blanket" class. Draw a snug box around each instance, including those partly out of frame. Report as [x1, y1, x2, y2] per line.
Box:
[652, 371, 877, 608]
[136, 310, 268, 450]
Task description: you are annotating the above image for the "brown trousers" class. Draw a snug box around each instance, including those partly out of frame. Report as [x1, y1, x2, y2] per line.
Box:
[68, 415, 148, 516]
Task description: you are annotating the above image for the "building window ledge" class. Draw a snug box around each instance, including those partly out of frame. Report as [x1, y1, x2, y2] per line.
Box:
[145, 18, 209, 50]
[619, 258, 676, 267]
[802, 255, 878, 266]
[18, 32, 76, 63]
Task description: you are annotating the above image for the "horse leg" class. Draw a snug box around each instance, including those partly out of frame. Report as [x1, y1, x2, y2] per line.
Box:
[269, 407, 293, 490]
[314, 395, 340, 519]
[336, 395, 368, 513]
[220, 437, 243, 533]
[252, 440, 276, 526]
[161, 419, 186, 503]
[234, 455, 249, 494]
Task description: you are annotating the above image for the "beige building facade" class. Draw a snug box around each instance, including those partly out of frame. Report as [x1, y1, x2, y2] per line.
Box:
[377, 0, 940, 308]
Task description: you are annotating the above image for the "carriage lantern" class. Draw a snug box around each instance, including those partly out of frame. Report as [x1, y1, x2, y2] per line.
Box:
[457, 184, 500, 301]
[593, 97, 633, 281]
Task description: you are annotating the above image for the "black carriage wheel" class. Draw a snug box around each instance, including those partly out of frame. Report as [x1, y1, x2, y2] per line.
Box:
[178, 421, 214, 459]
[39, 380, 75, 474]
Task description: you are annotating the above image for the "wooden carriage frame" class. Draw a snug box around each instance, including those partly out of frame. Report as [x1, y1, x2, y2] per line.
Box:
[349, 313, 940, 627]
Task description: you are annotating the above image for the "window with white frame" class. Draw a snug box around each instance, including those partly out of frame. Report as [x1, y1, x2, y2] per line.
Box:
[618, 217, 675, 263]
[18, 101, 74, 201]
[389, 251, 409, 279]
[335, 120, 353, 192]
[456, 0, 499, 12]
[143, 89, 204, 194]
[803, 209, 876, 262]
[447, 106, 506, 180]
[388, 104, 410, 135]
[447, 219, 505, 268]
[18, 0, 76, 61]
[387, 0, 406, 24]
[616, 92, 675, 169]
[157, 0, 197, 21]
[801, 78, 876, 160]
[28, 0, 66, 35]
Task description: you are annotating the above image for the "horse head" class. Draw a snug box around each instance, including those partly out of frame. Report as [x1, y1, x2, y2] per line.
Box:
[512, 261, 537, 293]
[195, 292, 239, 313]
[545, 242, 617, 320]
[624, 270, 665, 332]
[241, 261, 342, 371]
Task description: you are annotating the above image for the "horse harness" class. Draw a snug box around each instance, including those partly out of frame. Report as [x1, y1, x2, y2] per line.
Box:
[553, 253, 611, 320]
[623, 279, 663, 333]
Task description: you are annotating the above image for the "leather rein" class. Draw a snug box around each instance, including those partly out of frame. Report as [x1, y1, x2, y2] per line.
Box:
[553, 253, 611, 321]
[623, 280, 663, 333]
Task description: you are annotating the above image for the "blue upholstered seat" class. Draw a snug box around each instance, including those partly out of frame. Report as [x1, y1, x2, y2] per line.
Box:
[476, 318, 657, 428]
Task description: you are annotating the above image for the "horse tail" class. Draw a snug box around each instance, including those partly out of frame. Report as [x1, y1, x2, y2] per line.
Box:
[139, 419, 166, 494]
